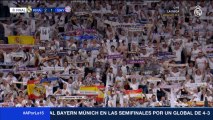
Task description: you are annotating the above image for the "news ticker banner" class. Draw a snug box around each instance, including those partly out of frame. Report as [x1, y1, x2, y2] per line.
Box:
[10, 7, 71, 13]
[0, 108, 212, 120]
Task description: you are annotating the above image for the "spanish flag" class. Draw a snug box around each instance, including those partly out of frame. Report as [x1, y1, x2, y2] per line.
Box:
[27, 80, 46, 99]
[8, 36, 35, 45]
[79, 86, 105, 102]
[96, 85, 105, 102]
[78, 86, 99, 95]
[124, 89, 143, 98]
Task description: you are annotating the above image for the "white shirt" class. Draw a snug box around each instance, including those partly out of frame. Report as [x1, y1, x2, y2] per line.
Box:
[191, 49, 201, 61]
[3, 52, 12, 63]
[129, 82, 139, 90]
[196, 57, 207, 70]
[87, 56, 94, 68]
[111, 63, 118, 75]
[4, 76, 17, 84]
[121, 65, 128, 75]
[2, 23, 14, 37]
[108, 95, 117, 107]
[40, 27, 50, 40]
[194, 74, 203, 83]
[45, 85, 53, 97]
[22, 76, 30, 86]
[173, 47, 182, 62]
[185, 42, 193, 54]
[115, 76, 125, 87]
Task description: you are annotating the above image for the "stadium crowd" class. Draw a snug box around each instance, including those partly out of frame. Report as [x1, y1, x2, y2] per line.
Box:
[0, 0, 212, 107]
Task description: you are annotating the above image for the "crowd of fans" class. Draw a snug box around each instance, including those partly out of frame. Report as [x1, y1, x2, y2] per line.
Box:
[0, 0, 212, 107]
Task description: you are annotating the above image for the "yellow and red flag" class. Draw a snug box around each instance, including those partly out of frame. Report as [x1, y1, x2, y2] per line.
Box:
[124, 89, 143, 98]
[27, 80, 46, 99]
[78, 85, 105, 102]
[8, 36, 35, 45]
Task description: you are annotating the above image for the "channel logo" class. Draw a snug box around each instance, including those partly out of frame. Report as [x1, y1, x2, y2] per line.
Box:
[65, 6, 71, 13]
[10, 7, 27, 13]
[194, 5, 202, 17]
[27, 6, 32, 13]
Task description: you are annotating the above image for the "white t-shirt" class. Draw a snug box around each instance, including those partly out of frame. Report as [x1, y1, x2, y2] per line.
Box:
[191, 49, 201, 61]
[45, 85, 53, 97]
[170, 71, 180, 77]
[22, 76, 30, 86]
[173, 47, 182, 62]
[195, 57, 207, 70]
[4, 76, 17, 84]
[194, 74, 203, 83]
[3, 52, 12, 63]
[40, 27, 50, 40]
[129, 82, 139, 90]
[121, 65, 128, 75]
[115, 76, 125, 87]
[19, 27, 30, 35]
[185, 42, 193, 54]
[2, 23, 14, 37]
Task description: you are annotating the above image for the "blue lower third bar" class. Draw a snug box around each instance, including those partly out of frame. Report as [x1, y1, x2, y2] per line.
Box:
[54, 8, 65, 13]
[32, 8, 44, 13]
[0, 108, 212, 120]
[50, 108, 213, 120]
[0, 108, 50, 120]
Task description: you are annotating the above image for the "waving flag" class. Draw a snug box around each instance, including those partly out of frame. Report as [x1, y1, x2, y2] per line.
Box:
[77, 86, 99, 95]
[124, 89, 143, 98]
[77, 86, 105, 102]
[27, 80, 46, 99]
[8, 36, 35, 45]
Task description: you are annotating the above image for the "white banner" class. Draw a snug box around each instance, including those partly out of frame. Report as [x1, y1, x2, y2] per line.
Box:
[54, 67, 65, 71]
[126, 75, 142, 79]
[11, 53, 24, 58]
[59, 96, 87, 100]
[128, 28, 144, 31]
[39, 47, 45, 50]
[160, 84, 181, 89]
[168, 64, 188, 67]
[129, 93, 143, 98]
[42, 67, 64, 71]
[147, 77, 161, 82]
[166, 77, 186, 81]
[104, 20, 120, 26]
[42, 67, 55, 71]
[12, 82, 27, 84]
[75, 91, 99, 95]
[185, 83, 207, 88]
